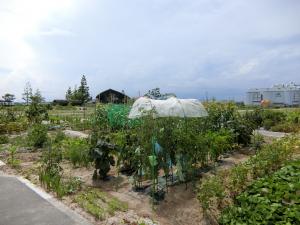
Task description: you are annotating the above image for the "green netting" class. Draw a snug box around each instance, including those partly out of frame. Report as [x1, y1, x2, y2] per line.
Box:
[106, 104, 140, 129]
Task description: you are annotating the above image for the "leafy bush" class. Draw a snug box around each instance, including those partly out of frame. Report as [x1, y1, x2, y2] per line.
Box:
[271, 122, 300, 133]
[262, 110, 286, 130]
[220, 160, 300, 225]
[262, 118, 274, 130]
[243, 108, 264, 128]
[0, 124, 6, 134]
[204, 130, 235, 162]
[90, 139, 116, 180]
[198, 176, 225, 210]
[27, 124, 48, 148]
[204, 102, 253, 145]
[0, 135, 9, 144]
[197, 135, 300, 218]
[62, 138, 90, 167]
[53, 130, 66, 144]
[25, 92, 48, 124]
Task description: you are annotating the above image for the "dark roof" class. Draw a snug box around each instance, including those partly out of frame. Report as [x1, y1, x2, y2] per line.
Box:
[96, 89, 130, 99]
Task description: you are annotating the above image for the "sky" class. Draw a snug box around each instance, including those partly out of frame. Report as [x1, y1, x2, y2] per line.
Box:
[0, 0, 300, 102]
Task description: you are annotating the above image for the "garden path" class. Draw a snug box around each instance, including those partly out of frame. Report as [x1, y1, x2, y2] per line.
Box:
[0, 174, 91, 225]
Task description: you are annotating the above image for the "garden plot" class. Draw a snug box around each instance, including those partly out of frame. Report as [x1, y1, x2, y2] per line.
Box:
[0, 138, 257, 225]
[1, 101, 300, 225]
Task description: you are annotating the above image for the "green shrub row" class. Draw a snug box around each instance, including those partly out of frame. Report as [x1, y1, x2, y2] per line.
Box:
[197, 135, 300, 219]
[220, 159, 300, 224]
[244, 108, 300, 132]
[0, 122, 28, 134]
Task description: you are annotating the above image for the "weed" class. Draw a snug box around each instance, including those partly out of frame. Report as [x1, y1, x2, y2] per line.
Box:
[74, 188, 128, 220]
[250, 133, 264, 151]
[62, 138, 90, 167]
[7, 146, 21, 168]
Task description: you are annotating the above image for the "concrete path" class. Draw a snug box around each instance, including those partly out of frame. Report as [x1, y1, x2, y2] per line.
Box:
[0, 175, 91, 225]
[255, 129, 288, 138]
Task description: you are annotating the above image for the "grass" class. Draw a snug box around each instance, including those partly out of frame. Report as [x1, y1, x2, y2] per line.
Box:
[74, 188, 128, 220]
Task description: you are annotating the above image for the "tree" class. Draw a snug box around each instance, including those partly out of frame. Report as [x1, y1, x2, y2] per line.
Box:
[65, 87, 72, 101]
[25, 90, 48, 124]
[145, 88, 162, 99]
[33, 89, 45, 103]
[77, 75, 91, 104]
[2, 93, 15, 104]
[22, 82, 33, 105]
[65, 75, 91, 105]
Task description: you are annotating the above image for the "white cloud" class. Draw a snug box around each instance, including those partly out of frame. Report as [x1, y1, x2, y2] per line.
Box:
[238, 60, 259, 75]
[0, 0, 75, 100]
[0, 0, 300, 100]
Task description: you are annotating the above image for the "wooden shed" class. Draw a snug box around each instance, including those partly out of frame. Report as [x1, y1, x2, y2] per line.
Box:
[96, 89, 130, 104]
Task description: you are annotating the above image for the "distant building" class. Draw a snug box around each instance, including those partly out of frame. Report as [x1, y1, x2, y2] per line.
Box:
[52, 99, 69, 106]
[0, 99, 14, 106]
[96, 89, 130, 104]
[52, 99, 83, 106]
[245, 82, 300, 106]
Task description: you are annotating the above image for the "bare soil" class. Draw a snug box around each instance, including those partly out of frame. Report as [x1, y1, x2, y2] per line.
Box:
[0, 144, 256, 225]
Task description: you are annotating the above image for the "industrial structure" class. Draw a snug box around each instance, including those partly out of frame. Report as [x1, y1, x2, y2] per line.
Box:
[245, 82, 300, 106]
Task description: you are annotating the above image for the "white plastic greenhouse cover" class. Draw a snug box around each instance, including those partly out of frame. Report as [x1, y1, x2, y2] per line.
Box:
[128, 97, 208, 119]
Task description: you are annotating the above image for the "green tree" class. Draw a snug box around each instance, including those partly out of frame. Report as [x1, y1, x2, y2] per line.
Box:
[145, 88, 161, 99]
[22, 82, 33, 105]
[65, 75, 91, 105]
[65, 87, 72, 101]
[77, 75, 91, 104]
[26, 90, 48, 124]
[2, 93, 15, 105]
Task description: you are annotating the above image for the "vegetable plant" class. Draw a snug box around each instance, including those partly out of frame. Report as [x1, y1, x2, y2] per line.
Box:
[90, 139, 116, 180]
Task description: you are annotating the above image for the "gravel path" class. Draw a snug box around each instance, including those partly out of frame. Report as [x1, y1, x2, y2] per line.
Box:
[255, 129, 288, 138]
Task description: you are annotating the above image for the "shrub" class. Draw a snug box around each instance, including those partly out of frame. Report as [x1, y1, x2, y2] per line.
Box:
[243, 108, 263, 128]
[197, 135, 300, 219]
[25, 92, 48, 124]
[204, 130, 234, 162]
[27, 124, 48, 148]
[62, 138, 90, 167]
[271, 122, 300, 133]
[90, 139, 116, 180]
[262, 118, 274, 130]
[0, 135, 9, 144]
[262, 110, 286, 130]
[198, 176, 225, 210]
[0, 124, 6, 134]
[53, 130, 66, 144]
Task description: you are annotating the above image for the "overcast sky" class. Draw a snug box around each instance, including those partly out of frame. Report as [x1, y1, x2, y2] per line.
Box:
[0, 0, 300, 101]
